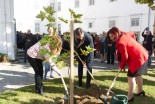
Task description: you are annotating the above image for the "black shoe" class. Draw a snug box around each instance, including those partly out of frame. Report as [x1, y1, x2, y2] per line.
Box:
[50, 75, 55, 78]
[78, 82, 83, 87]
[38, 91, 44, 96]
[74, 83, 83, 89]
[75, 83, 82, 87]
[86, 84, 91, 89]
[36, 90, 44, 96]
[128, 97, 134, 102]
[134, 90, 145, 96]
[35, 86, 44, 96]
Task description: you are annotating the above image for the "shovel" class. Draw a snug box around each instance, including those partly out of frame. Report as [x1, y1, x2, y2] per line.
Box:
[60, 75, 70, 100]
[99, 70, 121, 104]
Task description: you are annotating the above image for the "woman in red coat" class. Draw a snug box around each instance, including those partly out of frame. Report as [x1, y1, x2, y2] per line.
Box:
[108, 27, 148, 102]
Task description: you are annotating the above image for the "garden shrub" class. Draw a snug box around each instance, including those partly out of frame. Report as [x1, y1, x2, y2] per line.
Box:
[0, 53, 10, 62]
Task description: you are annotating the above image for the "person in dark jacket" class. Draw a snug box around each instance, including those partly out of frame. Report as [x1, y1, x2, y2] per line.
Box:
[142, 27, 154, 67]
[25, 30, 42, 63]
[74, 27, 94, 88]
[105, 33, 115, 64]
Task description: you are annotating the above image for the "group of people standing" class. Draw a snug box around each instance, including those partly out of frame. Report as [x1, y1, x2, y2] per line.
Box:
[74, 27, 149, 103]
[93, 27, 155, 68]
[25, 26, 150, 103]
[93, 31, 116, 65]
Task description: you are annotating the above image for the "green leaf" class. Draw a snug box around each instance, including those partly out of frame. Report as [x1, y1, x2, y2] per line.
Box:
[38, 49, 49, 56]
[36, 11, 46, 21]
[74, 59, 78, 65]
[80, 46, 96, 56]
[43, 6, 55, 14]
[56, 61, 67, 69]
[73, 13, 83, 19]
[39, 35, 51, 46]
[86, 45, 96, 53]
[74, 19, 82, 23]
[69, 9, 75, 16]
[53, 28, 57, 36]
[46, 15, 55, 22]
[69, 8, 83, 23]
[135, 0, 154, 7]
[60, 52, 70, 60]
[45, 23, 53, 27]
[80, 48, 89, 56]
[63, 33, 70, 41]
[43, 5, 56, 16]
[58, 17, 68, 23]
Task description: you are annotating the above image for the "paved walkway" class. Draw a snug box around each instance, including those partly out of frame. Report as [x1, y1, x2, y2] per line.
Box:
[0, 58, 119, 93]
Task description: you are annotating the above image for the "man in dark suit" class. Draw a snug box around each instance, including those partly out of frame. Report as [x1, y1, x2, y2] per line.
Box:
[74, 27, 94, 88]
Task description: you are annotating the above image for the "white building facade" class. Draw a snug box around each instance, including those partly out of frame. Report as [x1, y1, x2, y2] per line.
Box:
[1, 0, 154, 60]
[14, 0, 155, 42]
[0, 0, 16, 60]
[54, 0, 154, 42]
[14, 0, 53, 34]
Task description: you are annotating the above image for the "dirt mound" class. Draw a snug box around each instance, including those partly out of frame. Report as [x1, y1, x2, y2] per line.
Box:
[58, 89, 114, 104]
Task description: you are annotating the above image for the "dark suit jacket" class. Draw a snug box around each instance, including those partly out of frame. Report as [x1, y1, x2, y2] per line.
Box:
[75, 32, 94, 62]
[142, 32, 154, 52]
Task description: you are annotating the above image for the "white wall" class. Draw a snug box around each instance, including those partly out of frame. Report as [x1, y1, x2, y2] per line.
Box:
[14, 0, 155, 42]
[14, 0, 51, 34]
[0, 0, 16, 60]
[54, 0, 154, 42]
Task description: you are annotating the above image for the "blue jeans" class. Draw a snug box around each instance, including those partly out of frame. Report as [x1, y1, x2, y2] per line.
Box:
[43, 62, 53, 80]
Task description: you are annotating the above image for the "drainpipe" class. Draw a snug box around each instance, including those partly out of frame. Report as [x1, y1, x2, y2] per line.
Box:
[151, 5, 155, 35]
[4, 0, 8, 55]
[148, 7, 151, 28]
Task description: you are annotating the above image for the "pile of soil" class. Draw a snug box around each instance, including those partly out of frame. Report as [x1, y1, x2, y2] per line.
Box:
[59, 89, 114, 104]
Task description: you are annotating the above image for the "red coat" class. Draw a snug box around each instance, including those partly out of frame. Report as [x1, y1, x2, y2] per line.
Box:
[116, 32, 148, 73]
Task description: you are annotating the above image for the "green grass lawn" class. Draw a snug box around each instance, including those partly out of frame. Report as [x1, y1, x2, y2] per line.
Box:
[0, 69, 154, 104]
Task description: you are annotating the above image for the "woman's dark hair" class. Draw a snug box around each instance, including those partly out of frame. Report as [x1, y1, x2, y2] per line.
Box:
[74, 27, 83, 36]
[108, 27, 120, 35]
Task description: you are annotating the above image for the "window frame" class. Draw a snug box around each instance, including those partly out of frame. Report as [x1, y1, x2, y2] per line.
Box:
[50, 3, 55, 11]
[35, 23, 40, 33]
[131, 18, 140, 27]
[89, 0, 95, 5]
[58, 24, 61, 32]
[58, 2, 61, 11]
[74, 0, 80, 8]
[88, 22, 93, 28]
[109, 0, 117, 2]
[109, 20, 116, 28]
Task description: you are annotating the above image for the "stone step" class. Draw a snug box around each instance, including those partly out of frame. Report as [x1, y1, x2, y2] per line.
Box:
[16, 49, 25, 60]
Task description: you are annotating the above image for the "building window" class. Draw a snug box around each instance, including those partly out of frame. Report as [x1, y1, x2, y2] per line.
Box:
[75, 0, 79, 8]
[58, 2, 61, 11]
[109, 20, 115, 28]
[58, 24, 61, 32]
[88, 22, 93, 28]
[35, 23, 40, 33]
[131, 18, 139, 27]
[89, 0, 95, 5]
[110, 0, 117, 2]
[50, 3, 55, 10]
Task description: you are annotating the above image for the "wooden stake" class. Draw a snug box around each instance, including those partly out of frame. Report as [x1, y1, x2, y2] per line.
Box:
[69, 19, 74, 104]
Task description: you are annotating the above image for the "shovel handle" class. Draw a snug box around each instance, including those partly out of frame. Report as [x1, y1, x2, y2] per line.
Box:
[61, 76, 69, 95]
[106, 70, 121, 97]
